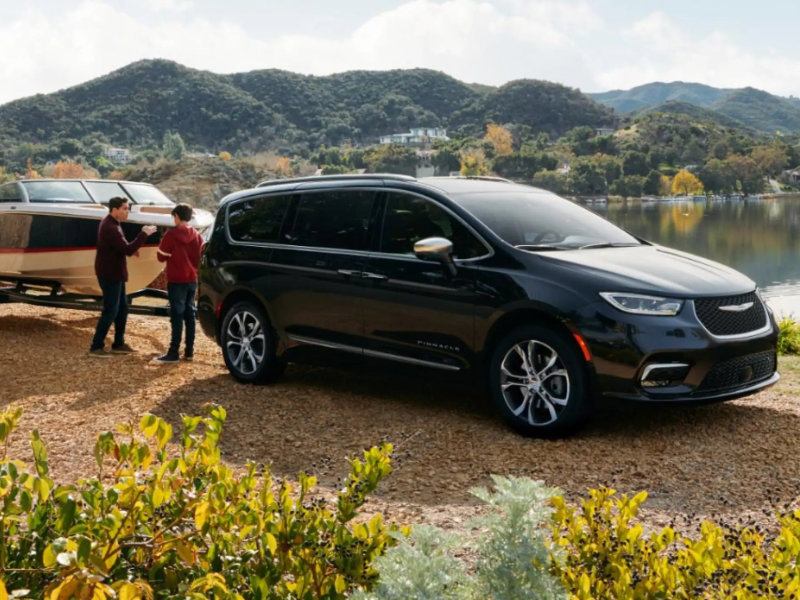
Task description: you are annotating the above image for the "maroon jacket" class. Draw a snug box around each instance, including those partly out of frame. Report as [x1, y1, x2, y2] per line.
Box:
[94, 214, 148, 282]
[157, 224, 204, 283]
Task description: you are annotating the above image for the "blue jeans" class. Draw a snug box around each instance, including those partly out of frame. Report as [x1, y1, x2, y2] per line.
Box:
[167, 281, 197, 356]
[90, 279, 128, 350]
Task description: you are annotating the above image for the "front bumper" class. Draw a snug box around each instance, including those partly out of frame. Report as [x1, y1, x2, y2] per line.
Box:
[576, 300, 780, 403]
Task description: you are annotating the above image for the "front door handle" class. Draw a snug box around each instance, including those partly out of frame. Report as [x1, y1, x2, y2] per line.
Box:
[337, 269, 362, 278]
[361, 272, 388, 281]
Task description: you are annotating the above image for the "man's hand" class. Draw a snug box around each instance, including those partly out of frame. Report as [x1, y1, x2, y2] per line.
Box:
[142, 225, 157, 236]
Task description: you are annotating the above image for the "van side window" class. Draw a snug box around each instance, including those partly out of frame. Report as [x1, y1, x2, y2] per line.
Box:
[286, 190, 375, 251]
[228, 195, 291, 243]
[381, 193, 487, 259]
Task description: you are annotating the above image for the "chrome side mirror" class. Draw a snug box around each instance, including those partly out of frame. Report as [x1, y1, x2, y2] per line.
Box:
[414, 237, 457, 276]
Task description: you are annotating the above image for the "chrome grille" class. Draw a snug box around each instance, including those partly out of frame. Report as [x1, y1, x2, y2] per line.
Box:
[696, 351, 776, 393]
[694, 292, 767, 336]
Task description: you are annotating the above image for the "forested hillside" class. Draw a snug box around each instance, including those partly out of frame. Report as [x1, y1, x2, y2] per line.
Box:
[590, 81, 800, 134]
[0, 58, 613, 169]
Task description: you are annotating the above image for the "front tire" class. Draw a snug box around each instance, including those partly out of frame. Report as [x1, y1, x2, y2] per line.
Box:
[220, 301, 284, 383]
[489, 325, 589, 437]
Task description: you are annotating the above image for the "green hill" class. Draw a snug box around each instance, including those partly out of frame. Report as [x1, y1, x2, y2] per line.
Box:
[0, 59, 614, 156]
[590, 81, 800, 135]
[710, 87, 800, 135]
[589, 81, 729, 112]
[631, 100, 754, 133]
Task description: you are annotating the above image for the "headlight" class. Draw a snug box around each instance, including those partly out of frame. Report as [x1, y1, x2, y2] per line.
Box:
[600, 292, 683, 316]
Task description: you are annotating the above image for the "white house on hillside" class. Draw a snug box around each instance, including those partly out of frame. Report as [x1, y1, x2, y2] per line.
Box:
[379, 127, 449, 145]
[104, 147, 132, 164]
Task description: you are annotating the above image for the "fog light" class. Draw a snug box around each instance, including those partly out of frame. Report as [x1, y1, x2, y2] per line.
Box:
[640, 363, 690, 388]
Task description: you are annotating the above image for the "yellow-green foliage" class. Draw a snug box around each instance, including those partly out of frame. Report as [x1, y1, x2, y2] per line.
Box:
[777, 316, 800, 355]
[0, 404, 397, 600]
[551, 487, 800, 599]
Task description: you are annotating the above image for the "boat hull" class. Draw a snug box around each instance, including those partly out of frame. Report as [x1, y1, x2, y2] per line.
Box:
[0, 203, 212, 296]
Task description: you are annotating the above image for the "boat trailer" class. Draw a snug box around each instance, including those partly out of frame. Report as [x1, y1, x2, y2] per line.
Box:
[0, 279, 170, 317]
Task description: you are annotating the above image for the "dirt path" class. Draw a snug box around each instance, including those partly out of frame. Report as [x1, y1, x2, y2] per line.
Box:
[2, 303, 799, 535]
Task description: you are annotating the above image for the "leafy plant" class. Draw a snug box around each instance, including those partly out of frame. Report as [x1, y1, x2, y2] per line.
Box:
[355, 475, 567, 600]
[0, 404, 397, 599]
[777, 316, 800, 355]
[551, 486, 800, 598]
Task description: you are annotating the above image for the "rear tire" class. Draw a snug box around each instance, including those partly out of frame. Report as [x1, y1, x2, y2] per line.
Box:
[220, 301, 284, 383]
[489, 325, 589, 437]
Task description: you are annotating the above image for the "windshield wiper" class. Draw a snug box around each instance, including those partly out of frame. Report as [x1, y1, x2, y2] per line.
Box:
[514, 244, 569, 251]
[578, 242, 641, 250]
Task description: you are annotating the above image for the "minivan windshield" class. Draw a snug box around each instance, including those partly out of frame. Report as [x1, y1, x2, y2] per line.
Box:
[452, 190, 641, 250]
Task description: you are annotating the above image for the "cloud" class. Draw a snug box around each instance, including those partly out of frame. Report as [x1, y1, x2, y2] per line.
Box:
[593, 11, 800, 97]
[140, 0, 193, 12]
[3, 1, 800, 106]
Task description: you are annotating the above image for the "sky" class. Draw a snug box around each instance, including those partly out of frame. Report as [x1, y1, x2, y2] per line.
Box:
[0, 0, 798, 105]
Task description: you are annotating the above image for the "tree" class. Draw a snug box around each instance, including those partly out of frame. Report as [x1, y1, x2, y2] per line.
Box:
[698, 158, 736, 194]
[532, 170, 569, 194]
[609, 175, 644, 198]
[362, 144, 417, 175]
[484, 124, 513, 157]
[671, 169, 703, 195]
[25, 158, 40, 179]
[51, 160, 86, 178]
[643, 170, 663, 196]
[622, 150, 649, 177]
[724, 154, 764, 195]
[751, 145, 787, 177]
[275, 156, 293, 177]
[460, 147, 488, 176]
[568, 157, 606, 196]
[162, 131, 185, 160]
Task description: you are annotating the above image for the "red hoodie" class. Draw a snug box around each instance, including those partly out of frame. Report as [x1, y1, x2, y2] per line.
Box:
[157, 225, 204, 283]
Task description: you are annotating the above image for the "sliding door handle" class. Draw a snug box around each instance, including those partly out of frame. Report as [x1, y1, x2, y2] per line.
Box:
[361, 272, 388, 281]
[337, 269, 362, 277]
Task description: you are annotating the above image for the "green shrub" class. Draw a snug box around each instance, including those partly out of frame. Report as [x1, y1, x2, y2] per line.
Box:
[0, 404, 397, 599]
[550, 486, 800, 598]
[355, 476, 567, 600]
[777, 316, 800, 355]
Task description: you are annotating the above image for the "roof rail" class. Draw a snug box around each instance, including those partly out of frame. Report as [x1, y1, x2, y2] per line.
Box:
[256, 173, 416, 188]
[451, 175, 514, 183]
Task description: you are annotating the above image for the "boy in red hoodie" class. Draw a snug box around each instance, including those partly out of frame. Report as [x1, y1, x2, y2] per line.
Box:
[154, 203, 204, 363]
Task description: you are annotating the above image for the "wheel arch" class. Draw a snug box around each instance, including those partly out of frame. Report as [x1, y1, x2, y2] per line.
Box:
[482, 308, 594, 380]
[217, 289, 276, 342]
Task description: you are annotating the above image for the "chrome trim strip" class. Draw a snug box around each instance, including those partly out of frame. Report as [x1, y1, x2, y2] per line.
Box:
[287, 334, 363, 354]
[640, 362, 690, 381]
[287, 334, 461, 371]
[691, 298, 772, 340]
[363, 348, 461, 371]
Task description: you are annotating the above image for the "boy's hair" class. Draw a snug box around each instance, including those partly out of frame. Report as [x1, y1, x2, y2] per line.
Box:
[108, 196, 128, 211]
[172, 203, 193, 222]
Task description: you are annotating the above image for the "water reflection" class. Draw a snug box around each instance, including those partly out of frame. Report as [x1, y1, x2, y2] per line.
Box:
[586, 195, 800, 317]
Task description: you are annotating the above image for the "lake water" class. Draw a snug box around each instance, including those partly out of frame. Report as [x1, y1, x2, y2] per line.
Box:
[585, 195, 800, 318]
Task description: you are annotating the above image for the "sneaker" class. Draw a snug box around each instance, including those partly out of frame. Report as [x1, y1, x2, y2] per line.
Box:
[111, 343, 137, 354]
[152, 353, 179, 364]
[183, 353, 194, 362]
[88, 348, 112, 359]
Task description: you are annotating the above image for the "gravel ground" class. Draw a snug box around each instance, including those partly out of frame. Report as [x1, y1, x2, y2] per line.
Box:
[2, 302, 799, 536]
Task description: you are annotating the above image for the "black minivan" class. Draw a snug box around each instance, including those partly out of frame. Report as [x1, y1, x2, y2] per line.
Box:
[197, 174, 779, 436]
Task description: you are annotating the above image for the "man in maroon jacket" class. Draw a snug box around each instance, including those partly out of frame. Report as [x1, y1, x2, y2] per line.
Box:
[153, 203, 204, 363]
[89, 197, 156, 358]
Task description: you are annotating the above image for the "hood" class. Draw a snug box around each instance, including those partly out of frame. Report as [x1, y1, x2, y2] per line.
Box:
[540, 245, 755, 297]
